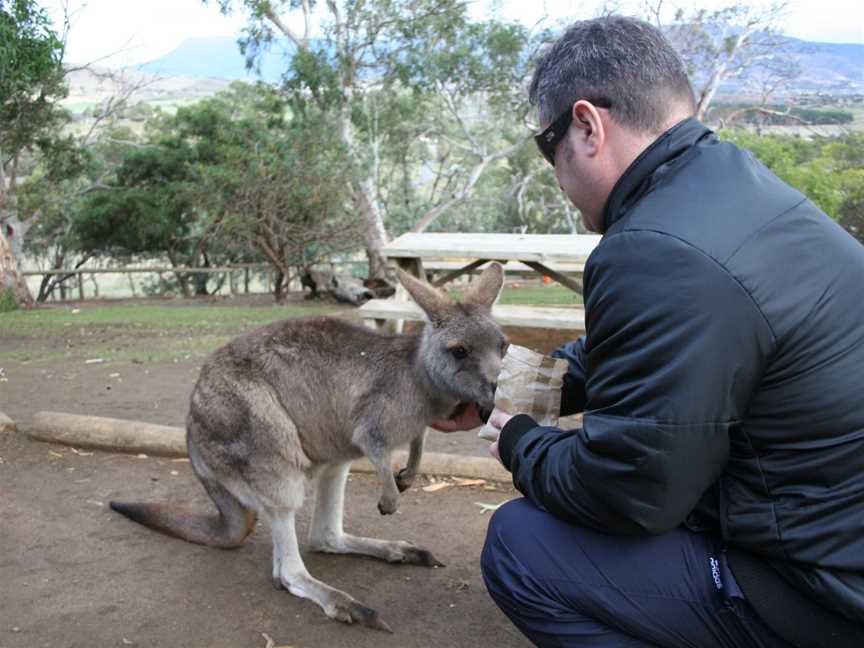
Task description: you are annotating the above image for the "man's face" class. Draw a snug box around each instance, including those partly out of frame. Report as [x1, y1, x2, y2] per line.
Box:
[548, 122, 606, 233]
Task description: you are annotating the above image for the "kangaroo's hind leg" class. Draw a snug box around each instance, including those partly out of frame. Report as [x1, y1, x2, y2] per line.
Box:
[111, 438, 258, 548]
[308, 462, 444, 568]
[261, 471, 392, 633]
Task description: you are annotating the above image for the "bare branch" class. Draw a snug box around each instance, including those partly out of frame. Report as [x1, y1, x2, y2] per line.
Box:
[411, 135, 531, 233]
[261, 3, 308, 49]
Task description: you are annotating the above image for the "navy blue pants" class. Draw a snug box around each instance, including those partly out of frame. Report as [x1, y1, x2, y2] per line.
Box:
[480, 499, 789, 647]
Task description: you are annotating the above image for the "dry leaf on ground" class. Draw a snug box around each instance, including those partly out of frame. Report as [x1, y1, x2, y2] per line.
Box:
[453, 478, 486, 487]
[475, 501, 508, 514]
[422, 482, 453, 492]
[261, 632, 294, 648]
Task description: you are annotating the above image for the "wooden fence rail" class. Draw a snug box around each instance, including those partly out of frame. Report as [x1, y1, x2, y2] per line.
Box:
[22, 262, 368, 301]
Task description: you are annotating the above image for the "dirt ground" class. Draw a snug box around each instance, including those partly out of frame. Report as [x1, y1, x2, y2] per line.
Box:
[0, 296, 582, 647]
[0, 431, 527, 648]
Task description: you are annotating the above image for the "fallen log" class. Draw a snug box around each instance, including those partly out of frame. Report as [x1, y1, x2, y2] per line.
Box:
[22, 411, 511, 482]
[25, 412, 185, 457]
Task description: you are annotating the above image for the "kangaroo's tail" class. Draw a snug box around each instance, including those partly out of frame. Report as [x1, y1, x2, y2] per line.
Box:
[110, 477, 257, 549]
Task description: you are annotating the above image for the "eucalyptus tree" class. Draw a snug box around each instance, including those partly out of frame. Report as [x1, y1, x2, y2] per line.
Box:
[642, 0, 794, 121]
[187, 84, 359, 301]
[213, 0, 535, 276]
[0, 0, 66, 306]
[73, 83, 357, 302]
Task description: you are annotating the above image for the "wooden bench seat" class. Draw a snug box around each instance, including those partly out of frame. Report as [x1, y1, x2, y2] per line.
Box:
[422, 260, 585, 274]
[358, 299, 585, 331]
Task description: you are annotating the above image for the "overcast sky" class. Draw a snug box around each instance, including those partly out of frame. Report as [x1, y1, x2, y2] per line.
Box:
[46, 0, 864, 68]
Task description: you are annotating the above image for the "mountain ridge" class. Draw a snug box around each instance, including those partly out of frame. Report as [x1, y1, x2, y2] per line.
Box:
[129, 34, 863, 95]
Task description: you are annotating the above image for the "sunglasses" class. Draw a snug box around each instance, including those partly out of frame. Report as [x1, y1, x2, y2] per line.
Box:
[534, 98, 613, 166]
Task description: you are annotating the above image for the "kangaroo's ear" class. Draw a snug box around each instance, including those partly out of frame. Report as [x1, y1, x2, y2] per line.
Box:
[396, 269, 453, 322]
[462, 262, 503, 309]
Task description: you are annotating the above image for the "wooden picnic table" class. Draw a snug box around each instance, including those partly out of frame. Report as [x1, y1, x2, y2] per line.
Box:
[360, 233, 601, 331]
[382, 232, 600, 293]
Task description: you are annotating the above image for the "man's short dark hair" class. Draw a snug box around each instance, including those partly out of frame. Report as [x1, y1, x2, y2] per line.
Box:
[529, 16, 695, 133]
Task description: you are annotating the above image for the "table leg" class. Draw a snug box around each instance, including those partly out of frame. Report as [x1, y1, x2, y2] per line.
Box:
[392, 258, 426, 334]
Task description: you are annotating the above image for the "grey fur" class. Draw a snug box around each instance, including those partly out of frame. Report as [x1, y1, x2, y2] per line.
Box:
[110, 264, 506, 631]
[529, 16, 695, 131]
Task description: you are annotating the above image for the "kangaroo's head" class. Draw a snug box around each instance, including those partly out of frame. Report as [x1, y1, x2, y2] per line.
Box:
[398, 263, 507, 415]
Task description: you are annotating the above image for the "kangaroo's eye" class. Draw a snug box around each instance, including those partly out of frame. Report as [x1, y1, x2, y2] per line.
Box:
[450, 345, 469, 360]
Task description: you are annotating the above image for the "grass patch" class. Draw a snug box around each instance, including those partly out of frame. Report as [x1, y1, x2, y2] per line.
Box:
[0, 286, 579, 365]
[0, 302, 341, 337]
[447, 283, 583, 306]
[499, 284, 583, 306]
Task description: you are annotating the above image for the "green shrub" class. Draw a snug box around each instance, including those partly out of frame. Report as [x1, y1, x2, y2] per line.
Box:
[0, 287, 19, 313]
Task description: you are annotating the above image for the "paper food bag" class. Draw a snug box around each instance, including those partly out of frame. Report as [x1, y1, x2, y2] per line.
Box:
[478, 344, 569, 442]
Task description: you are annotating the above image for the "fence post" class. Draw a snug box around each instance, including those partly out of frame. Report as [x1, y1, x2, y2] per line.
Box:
[78, 272, 85, 301]
[244, 267, 250, 294]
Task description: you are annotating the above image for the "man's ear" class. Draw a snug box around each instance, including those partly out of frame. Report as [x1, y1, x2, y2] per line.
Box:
[571, 99, 606, 157]
[462, 262, 503, 309]
[397, 269, 453, 323]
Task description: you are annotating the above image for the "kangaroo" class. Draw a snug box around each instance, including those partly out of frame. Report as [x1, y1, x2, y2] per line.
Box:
[110, 263, 506, 632]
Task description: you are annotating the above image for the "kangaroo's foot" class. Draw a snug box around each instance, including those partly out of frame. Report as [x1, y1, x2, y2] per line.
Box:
[268, 505, 393, 632]
[280, 571, 392, 632]
[310, 533, 445, 568]
[394, 467, 415, 493]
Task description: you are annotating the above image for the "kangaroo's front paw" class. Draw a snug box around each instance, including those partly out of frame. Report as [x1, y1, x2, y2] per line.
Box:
[394, 467, 415, 493]
[377, 494, 399, 515]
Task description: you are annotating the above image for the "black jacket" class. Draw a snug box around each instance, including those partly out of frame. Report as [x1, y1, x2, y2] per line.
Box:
[498, 118, 864, 627]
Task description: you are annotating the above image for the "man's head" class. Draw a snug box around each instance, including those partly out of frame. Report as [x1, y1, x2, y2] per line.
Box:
[529, 16, 695, 232]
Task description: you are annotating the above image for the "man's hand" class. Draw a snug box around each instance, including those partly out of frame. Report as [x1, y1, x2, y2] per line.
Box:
[429, 401, 484, 432]
[488, 409, 514, 431]
[486, 410, 514, 464]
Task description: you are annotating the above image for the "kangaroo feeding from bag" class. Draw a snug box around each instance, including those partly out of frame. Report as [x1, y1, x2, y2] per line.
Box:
[110, 264, 506, 632]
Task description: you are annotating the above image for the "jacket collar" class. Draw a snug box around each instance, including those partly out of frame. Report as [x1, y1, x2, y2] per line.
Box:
[601, 117, 713, 232]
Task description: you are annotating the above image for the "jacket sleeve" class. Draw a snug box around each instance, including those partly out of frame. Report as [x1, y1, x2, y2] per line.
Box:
[551, 337, 588, 415]
[498, 231, 775, 535]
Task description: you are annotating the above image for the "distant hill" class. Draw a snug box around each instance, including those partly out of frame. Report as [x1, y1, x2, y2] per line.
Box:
[133, 36, 289, 83]
[61, 66, 232, 114]
[784, 39, 864, 91]
[130, 33, 864, 96]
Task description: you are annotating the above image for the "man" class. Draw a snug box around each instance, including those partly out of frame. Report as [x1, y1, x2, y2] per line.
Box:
[435, 15, 864, 648]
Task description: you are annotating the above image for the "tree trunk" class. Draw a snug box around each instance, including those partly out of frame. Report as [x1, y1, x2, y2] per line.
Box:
[274, 269, 287, 303]
[259, 2, 391, 281]
[0, 162, 35, 305]
[167, 250, 191, 298]
[355, 176, 389, 279]
[0, 228, 33, 307]
[695, 30, 749, 122]
[337, 114, 389, 278]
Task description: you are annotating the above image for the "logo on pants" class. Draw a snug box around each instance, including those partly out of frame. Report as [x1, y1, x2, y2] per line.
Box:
[709, 556, 723, 590]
